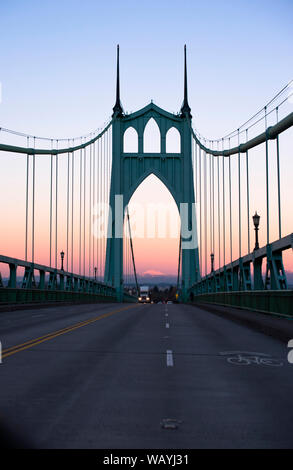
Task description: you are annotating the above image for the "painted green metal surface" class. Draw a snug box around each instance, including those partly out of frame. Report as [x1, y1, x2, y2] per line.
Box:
[104, 102, 200, 301]
[190, 290, 293, 317]
[0, 254, 137, 304]
[0, 288, 118, 305]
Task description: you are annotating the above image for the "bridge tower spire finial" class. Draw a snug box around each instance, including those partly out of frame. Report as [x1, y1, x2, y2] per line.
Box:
[180, 44, 192, 118]
[112, 44, 124, 118]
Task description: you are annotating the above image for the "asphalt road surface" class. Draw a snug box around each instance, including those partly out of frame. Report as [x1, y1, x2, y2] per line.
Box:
[0, 301, 292, 449]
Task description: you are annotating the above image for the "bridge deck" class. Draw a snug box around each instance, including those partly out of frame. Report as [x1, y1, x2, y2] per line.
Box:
[0, 302, 293, 448]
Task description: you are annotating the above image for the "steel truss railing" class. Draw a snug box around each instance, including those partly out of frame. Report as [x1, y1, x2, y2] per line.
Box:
[189, 233, 292, 294]
[189, 105, 293, 300]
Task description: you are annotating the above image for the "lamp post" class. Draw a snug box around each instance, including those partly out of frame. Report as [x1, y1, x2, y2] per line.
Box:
[252, 212, 260, 250]
[94, 267, 97, 281]
[210, 253, 214, 273]
[60, 250, 65, 271]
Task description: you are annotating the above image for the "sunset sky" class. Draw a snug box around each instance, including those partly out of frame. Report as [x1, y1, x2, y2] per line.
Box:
[0, 0, 292, 278]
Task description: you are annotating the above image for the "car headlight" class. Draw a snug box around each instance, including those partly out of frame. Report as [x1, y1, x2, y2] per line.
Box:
[146, 297, 150, 301]
[138, 297, 142, 300]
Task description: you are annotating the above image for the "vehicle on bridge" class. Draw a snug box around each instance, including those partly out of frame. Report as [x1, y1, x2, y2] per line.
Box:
[138, 286, 150, 303]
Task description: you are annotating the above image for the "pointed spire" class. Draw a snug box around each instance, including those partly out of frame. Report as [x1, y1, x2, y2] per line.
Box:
[112, 44, 124, 118]
[180, 45, 192, 118]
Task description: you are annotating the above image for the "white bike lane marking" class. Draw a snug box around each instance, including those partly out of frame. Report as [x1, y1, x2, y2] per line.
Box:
[220, 351, 284, 366]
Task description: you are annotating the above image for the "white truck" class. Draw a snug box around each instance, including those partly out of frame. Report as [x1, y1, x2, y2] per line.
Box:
[138, 286, 150, 303]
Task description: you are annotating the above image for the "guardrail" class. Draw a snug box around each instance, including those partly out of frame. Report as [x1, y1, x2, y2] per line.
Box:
[0, 254, 137, 304]
[189, 291, 293, 317]
[188, 234, 293, 314]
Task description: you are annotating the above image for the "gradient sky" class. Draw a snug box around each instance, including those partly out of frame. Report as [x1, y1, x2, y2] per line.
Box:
[0, 0, 292, 276]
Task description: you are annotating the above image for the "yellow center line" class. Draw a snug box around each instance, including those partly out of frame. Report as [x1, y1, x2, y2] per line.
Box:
[2, 304, 139, 359]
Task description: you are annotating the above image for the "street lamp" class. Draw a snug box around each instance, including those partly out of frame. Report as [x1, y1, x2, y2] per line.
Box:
[252, 212, 260, 250]
[60, 250, 65, 271]
[94, 267, 97, 281]
[210, 253, 214, 273]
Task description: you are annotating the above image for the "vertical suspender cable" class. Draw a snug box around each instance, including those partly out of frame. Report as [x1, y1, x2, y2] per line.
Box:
[123, 222, 125, 284]
[177, 235, 182, 291]
[108, 128, 111, 273]
[25, 136, 29, 261]
[212, 143, 215, 256]
[238, 130, 241, 259]
[106, 130, 108, 280]
[229, 138, 232, 264]
[99, 136, 102, 280]
[102, 134, 104, 279]
[89, 140, 92, 277]
[55, 140, 58, 269]
[104, 133, 106, 278]
[246, 129, 250, 253]
[83, 139, 87, 276]
[217, 142, 221, 269]
[199, 147, 202, 276]
[265, 106, 269, 245]
[222, 139, 225, 266]
[204, 145, 207, 276]
[50, 140, 53, 267]
[276, 107, 282, 239]
[67, 139, 70, 272]
[71, 140, 74, 273]
[32, 137, 36, 264]
[92, 136, 95, 276]
[209, 153, 212, 264]
[79, 142, 82, 275]
[194, 140, 197, 203]
[98, 136, 101, 280]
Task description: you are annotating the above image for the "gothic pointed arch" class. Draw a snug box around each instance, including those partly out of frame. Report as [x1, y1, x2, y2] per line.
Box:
[143, 117, 161, 153]
[166, 126, 181, 153]
[123, 126, 138, 153]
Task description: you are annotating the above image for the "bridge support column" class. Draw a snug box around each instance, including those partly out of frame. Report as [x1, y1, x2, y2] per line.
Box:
[8, 263, 17, 288]
[39, 270, 45, 289]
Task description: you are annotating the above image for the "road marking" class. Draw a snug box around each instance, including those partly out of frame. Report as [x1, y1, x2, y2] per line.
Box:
[166, 350, 174, 367]
[220, 351, 283, 367]
[166, 323, 170, 328]
[161, 418, 182, 429]
[2, 304, 138, 359]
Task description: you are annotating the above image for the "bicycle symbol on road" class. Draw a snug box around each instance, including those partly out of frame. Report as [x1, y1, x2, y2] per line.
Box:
[220, 351, 283, 367]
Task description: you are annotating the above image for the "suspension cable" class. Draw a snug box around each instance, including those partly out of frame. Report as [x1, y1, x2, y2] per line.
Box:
[265, 106, 270, 245]
[246, 129, 250, 253]
[177, 235, 182, 291]
[55, 141, 58, 269]
[126, 206, 138, 293]
[32, 137, 36, 265]
[25, 136, 29, 261]
[71, 140, 74, 273]
[276, 107, 282, 239]
[217, 142, 221, 269]
[222, 139, 225, 266]
[238, 130, 241, 259]
[66, 139, 70, 272]
[228, 139, 232, 265]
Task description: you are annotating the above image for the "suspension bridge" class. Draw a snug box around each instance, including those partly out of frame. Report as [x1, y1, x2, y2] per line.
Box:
[0, 46, 293, 449]
[0, 46, 292, 310]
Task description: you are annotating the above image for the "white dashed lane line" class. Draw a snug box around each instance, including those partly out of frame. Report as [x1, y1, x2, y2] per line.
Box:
[166, 350, 174, 367]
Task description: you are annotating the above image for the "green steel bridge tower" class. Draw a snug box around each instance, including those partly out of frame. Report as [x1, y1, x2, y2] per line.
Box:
[104, 45, 200, 301]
